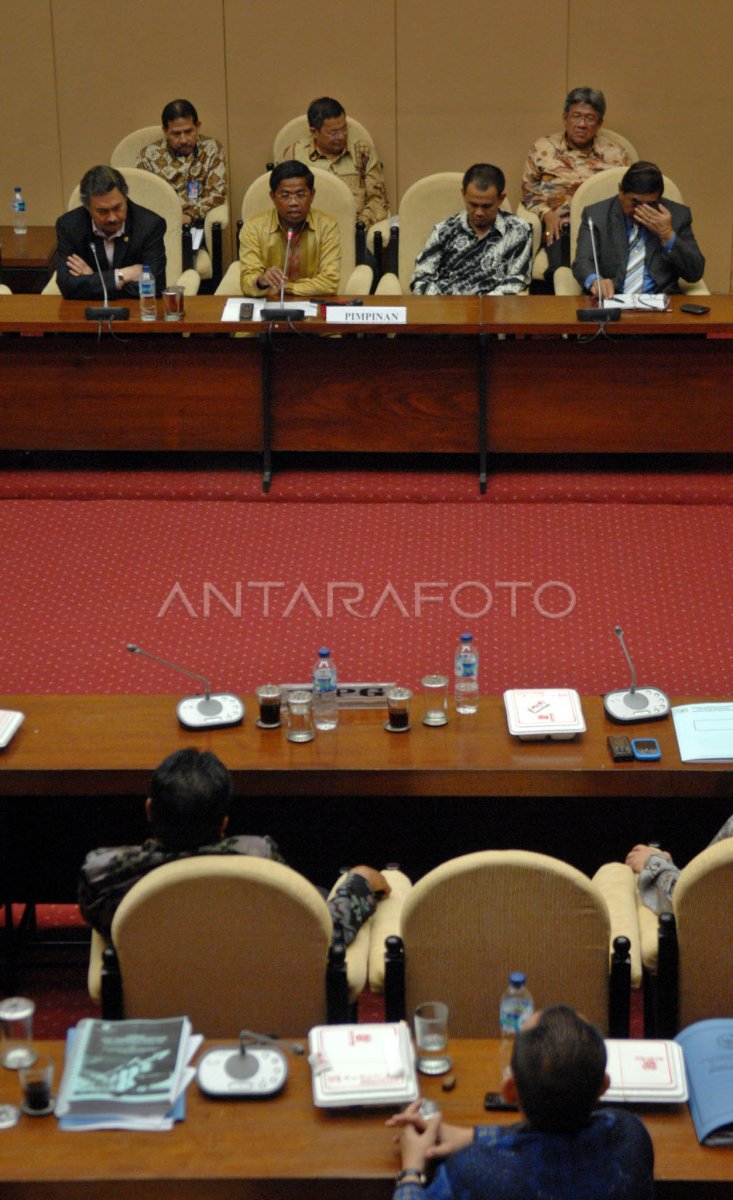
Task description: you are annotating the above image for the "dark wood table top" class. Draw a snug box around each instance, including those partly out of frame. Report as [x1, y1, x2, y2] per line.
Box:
[0, 693, 731, 798]
[0, 225, 56, 269]
[0, 292, 732, 335]
[0, 1039, 728, 1197]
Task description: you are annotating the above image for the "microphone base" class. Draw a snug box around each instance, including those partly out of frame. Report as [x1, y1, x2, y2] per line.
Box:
[260, 306, 305, 322]
[576, 308, 621, 323]
[85, 306, 130, 321]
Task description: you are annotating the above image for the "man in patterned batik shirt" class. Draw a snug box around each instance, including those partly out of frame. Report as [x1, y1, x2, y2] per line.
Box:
[277, 96, 389, 231]
[79, 748, 390, 949]
[135, 98, 227, 230]
[521, 86, 631, 279]
[410, 163, 531, 296]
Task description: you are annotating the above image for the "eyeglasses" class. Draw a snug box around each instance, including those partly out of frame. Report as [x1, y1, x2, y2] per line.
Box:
[566, 112, 599, 126]
[274, 190, 310, 201]
[320, 127, 347, 140]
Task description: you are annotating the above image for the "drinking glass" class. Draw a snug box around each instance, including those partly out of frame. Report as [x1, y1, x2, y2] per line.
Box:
[421, 675, 449, 726]
[414, 1000, 452, 1075]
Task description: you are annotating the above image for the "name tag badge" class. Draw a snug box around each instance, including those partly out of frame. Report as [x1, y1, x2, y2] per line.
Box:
[187, 179, 200, 202]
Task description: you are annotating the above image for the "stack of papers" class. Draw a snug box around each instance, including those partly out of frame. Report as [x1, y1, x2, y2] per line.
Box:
[603, 1038, 688, 1103]
[56, 1017, 201, 1130]
[606, 294, 670, 311]
[308, 1022, 418, 1108]
[503, 689, 586, 740]
[672, 702, 733, 762]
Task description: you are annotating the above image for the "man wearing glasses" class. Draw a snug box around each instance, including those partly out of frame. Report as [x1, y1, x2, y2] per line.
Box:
[277, 97, 389, 231]
[521, 87, 631, 278]
[239, 160, 341, 296]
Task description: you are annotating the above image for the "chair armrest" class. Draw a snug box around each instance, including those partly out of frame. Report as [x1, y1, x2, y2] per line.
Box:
[366, 216, 394, 254]
[553, 266, 580, 295]
[214, 262, 243, 296]
[635, 888, 661, 974]
[42, 273, 61, 296]
[366, 869, 412, 993]
[326, 940, 351, 1024]
[608, 935, 632, 1037]
[175, 268, 201, 296]
[680, 279, 710, 295]
[345, 264, 374, 294]
[593, 862, 643, 988]
[516, 203, 543, 261]
[383, 934, 406, 1023]
[87, 928, 106, 1003]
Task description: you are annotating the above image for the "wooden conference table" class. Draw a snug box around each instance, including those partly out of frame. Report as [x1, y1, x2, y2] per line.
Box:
[1, 693, 732, 902]
[0, 225, 56, 293]
[0, 1039, 729, 1198]
[1, 293, 732, 490]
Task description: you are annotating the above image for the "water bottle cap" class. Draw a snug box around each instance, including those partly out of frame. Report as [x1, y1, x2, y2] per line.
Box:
[460, 632, 473, 642]
[142, 264, 151, 271]
[318, 647, 330, 657]
[509, 971, 526, 987]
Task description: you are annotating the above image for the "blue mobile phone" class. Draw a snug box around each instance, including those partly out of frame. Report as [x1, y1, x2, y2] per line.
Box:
[631, 737, 661, 761]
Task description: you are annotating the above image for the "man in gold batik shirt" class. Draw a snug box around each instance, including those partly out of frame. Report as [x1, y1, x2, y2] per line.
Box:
[239, 160, 341, 297]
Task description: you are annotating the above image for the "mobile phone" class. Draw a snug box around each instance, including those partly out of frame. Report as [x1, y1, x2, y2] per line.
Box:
[680, 303, 710, 315]
[608, 734, 633, 762]
[631, 737, 661, 762]
[484, 1091, 518, 1111]
[239, 302, 254, 321]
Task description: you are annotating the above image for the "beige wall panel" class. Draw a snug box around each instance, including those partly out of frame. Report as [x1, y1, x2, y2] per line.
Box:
[0, 0, 63, 225]
[394, 1, 569, 210]
[51, 0, 228, 207]
[223, 0, 397, 233]
[567, 0, 733, 292]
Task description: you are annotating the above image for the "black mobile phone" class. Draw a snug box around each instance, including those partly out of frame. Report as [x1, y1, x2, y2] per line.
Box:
[239, 302, 254, 321]
[484, 1091, 518, 1112]
[608, 734, 634, 762]
[680, 303, 710, 315]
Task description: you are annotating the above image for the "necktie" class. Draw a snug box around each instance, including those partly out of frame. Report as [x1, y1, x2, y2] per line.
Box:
[624, 224, 645, 294]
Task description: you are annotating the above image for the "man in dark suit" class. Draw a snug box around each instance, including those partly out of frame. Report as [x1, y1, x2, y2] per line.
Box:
[573, 160, 704, 297]
[55, 164, 166, 300]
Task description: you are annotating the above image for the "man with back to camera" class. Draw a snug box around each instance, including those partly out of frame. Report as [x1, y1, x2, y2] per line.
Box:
[78, 747, 390, 948]
[573, 160, 705, 298]
[521, 86, 632, 279]
[239, 160, 341, 297]
[387, 1005, 654, 1200]
[135, 98, 227, 231]
[54, 164, 166, 300]
[410, 164, 532, 296]
[277, 96, 389, 231]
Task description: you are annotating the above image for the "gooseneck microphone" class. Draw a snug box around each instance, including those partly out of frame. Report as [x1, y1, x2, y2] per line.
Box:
[261, 226, 305, 321]
[603, 624, 671, 723]
[125, 643, 245, 729]
[577, 217, 620, 324]
[85, 240, 129, 321]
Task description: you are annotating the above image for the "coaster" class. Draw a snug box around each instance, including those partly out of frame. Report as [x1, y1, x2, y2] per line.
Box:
[0, 1104, 20, 1129]
[422, 714, 448, 727]
[384, 721, 411, 733]
[256, 719, 281, 730]
[20, 1098, 55, 1117]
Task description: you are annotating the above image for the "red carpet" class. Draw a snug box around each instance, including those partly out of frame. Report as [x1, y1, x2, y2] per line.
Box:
[1, 497, 732, 695]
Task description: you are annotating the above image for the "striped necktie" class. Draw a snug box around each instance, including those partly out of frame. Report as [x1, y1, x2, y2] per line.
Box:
[623, 224, 646, 294]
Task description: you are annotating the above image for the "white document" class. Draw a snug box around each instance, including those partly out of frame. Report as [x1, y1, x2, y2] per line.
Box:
[220, 298, 319, 322]
[672, 702, 733, 762]
[605, 294, 670, 311]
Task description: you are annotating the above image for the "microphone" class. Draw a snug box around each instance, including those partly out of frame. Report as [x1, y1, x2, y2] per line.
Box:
[125, 643, 244, 729]
[261, 227, 305, 321]
[85, 240, 129, 321]
[577, 217, 620, 324]
[603, 624, 670, 723]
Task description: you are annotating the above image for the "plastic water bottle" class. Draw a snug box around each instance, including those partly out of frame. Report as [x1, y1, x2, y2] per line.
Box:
[313, 647, 338, 730]
[499, 971, 534, 1073]
[12, 187, 27, 234]
[454, 632, 479, 713]
[139, 264, 156, 321]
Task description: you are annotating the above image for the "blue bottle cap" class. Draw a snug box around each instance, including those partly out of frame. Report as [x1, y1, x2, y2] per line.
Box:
[509, 971, 526, 987]
[461, 632, 473, 642]
[318, 647, 330, 657]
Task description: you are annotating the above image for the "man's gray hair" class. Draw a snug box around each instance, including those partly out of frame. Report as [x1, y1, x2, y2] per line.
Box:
[563, 87, 606, 119]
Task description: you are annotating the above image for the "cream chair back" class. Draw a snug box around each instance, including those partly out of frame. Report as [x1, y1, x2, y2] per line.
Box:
[110, 855, 334, 1037]
[400, 850, 612, 1036]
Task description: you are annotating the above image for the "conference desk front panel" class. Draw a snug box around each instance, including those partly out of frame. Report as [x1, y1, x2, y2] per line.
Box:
[1, 295, 733, 459]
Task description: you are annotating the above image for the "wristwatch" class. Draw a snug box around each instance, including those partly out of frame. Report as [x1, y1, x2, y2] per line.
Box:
[395, 1168, 427, 1186]
[116, 270, 125, 288]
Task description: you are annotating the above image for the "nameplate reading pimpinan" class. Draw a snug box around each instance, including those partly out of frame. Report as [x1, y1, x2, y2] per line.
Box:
[325, 307, 407, 324]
